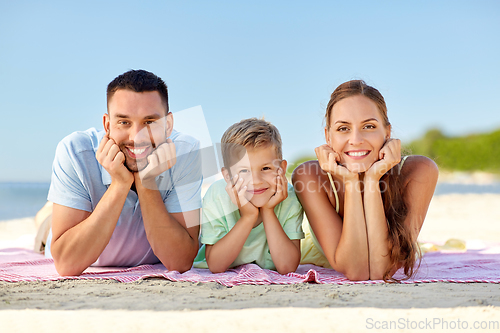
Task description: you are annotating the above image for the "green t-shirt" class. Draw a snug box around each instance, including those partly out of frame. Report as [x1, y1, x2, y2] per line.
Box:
[193, 179, 305, 270]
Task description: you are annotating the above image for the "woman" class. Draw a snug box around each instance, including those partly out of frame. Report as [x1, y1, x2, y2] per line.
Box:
[292, 80, 438, 281]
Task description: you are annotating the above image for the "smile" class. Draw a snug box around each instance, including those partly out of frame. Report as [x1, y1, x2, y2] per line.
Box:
[248, 188, 268, 195]
[126, 146, 150, 159]
[345, 150, 370, 158]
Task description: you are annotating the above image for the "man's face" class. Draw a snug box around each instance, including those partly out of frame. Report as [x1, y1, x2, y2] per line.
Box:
[104, 89, 172, 172]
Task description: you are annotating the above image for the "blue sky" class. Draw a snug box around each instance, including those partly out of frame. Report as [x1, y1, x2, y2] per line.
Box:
[1, 1, 499, 182]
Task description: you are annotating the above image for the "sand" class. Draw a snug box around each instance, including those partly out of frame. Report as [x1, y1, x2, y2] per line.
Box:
[419, 193, 500, 242]
[2, 307, 500, 333]
[1, 191, 500, 332]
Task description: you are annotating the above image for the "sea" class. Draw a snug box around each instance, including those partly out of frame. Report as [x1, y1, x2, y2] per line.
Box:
[1, 181, 500, 221]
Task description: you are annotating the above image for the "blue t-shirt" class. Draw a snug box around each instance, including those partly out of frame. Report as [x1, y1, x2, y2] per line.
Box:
[45, 128, 202, 267]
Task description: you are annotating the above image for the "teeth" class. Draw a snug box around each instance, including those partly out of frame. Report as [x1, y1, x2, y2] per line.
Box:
[130, 148, 146, 155]
[347, 151, 369, 157]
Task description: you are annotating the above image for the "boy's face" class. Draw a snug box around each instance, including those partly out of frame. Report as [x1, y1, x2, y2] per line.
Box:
[223, 145, 286, 208]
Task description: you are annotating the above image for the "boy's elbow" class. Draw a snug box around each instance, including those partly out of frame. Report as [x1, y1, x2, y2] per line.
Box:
[207, 264, 229, 274]
[276, 266, 297, 275]
[275, 261, 300, 275]
[206, 258, 230, 274]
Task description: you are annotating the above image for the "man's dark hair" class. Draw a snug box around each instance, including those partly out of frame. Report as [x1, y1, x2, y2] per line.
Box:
[107, 69, 169, 114]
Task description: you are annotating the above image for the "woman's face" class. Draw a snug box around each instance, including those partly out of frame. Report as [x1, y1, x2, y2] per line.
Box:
[326, 95, 390, 173]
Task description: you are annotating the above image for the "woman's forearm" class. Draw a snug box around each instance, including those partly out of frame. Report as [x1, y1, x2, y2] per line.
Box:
[333, 178, 370, 280]
[363, 179, 391, 280]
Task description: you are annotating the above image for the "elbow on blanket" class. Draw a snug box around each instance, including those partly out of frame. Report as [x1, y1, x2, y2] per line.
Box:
[153, 244, 198, 273]
[331, 257, 369, 281]
[207, 263, 228, 274]
[275, 262, 299, 275]
[54, 260, 85, 277]
[369, 266, 388, 281]
[159, 256, 194, 273]
[163, 262, 192, 274]
[343, 267, 370, 281]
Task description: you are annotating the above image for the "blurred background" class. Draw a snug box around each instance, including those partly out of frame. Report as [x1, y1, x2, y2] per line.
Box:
[1, 0, 499, 219]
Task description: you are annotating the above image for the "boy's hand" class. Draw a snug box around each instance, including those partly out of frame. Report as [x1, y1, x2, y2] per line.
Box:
[315, 144, 359, 181]
[225, 174, 259, 220]
[96, 135, 134, 186]
[261, 168, 288, 211]
[138, 139, 177, 188]
[365, 138, 401, 181]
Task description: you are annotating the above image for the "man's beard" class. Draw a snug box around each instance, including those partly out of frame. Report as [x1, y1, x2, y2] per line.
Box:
[119, 142, 150, 172]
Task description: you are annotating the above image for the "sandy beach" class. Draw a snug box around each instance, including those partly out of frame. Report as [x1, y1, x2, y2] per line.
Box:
[1, 187, 500, 332]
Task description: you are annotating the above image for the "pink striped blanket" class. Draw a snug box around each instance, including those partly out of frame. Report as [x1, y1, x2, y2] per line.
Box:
[1, 244, 499, 285]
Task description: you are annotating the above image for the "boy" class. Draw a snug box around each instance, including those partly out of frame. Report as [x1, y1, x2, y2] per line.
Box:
[193, 118, 304, 274]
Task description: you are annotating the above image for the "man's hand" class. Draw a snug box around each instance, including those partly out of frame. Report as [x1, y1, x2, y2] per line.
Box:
[225, 174, 259, 220]
[138, 139, 177, 188]
[96, 135, 134, 186]
[261, 168, 288, 212]
[365, 139, 401, 181]
[315, 144, 359, 181]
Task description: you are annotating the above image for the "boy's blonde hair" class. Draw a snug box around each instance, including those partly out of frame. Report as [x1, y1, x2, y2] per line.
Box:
[221, 118, 283, 169]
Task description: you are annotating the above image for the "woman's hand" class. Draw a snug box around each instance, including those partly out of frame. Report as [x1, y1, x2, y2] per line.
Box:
[315, 144, 359, 181]
[365, 138, 402, 182]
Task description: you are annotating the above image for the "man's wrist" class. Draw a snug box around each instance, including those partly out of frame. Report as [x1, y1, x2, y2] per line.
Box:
[134, 173, 159, 191]
[110, 178, 134, 192]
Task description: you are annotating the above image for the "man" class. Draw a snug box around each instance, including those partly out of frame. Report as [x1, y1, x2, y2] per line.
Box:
[45, 70, 202, 276]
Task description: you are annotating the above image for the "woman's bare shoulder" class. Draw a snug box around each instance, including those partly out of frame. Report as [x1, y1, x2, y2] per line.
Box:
[292, 160, 324, 181]
[401, 155, 439, 187]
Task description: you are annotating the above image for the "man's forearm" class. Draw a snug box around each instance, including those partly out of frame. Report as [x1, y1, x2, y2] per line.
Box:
[51, 182, 130, 276]
[135, 182, 199, 272]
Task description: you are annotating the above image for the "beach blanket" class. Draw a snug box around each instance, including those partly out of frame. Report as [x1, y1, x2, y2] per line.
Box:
[1, 242, 500, 285]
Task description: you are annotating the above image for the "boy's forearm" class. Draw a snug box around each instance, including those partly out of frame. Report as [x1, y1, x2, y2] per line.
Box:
[261, 209, 301, 274]
[206, 216, 256, 273]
